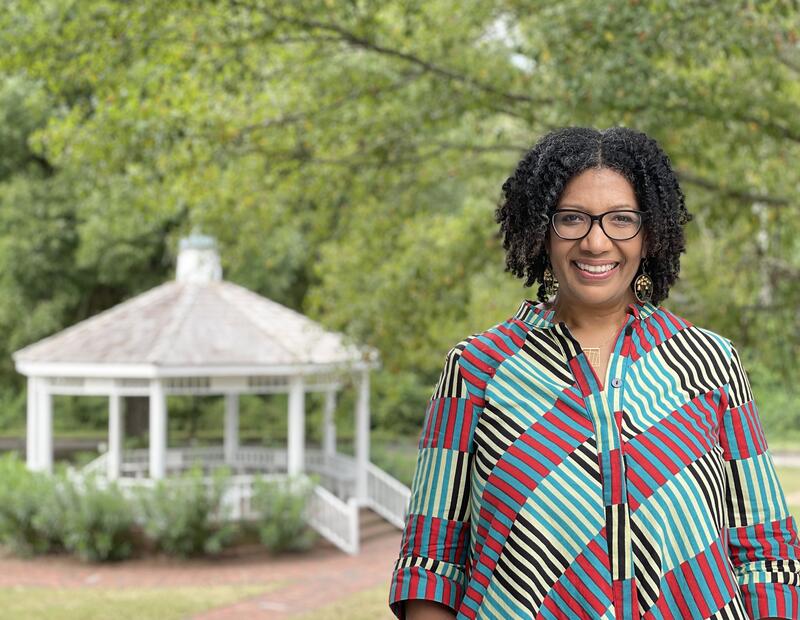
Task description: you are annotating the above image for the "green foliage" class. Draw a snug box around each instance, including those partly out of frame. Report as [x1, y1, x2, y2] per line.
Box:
[746, 357, 800, 440]
[369, 436, 418, 488]
[137, 465, 236, 557]
[0, 455, 135, 560]
[251, 474, 318, 553]
[59, 473, 136, 562]
[0, 1, 797, 436]
[0, 453, 61, 555]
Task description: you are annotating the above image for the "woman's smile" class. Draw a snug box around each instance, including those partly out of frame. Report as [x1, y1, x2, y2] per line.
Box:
[571, 260, 620, 279]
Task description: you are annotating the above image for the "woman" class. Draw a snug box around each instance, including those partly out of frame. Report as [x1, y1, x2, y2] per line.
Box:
[388, 127, 800, 619]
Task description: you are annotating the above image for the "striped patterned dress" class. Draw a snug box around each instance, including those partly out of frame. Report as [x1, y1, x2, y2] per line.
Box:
[388, 299, 800, 619]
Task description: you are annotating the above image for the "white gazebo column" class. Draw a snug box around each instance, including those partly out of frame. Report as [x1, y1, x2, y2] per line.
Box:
[37, 381, 53, 473]
[224, 393, 239, 465]
[355, 369, 370, 501]
[149, 379, 167, 479]
[287, 376, 305, 475]
[26, 376, 39, 470]
[322, 389, 337, 457]
[107, 393, 124, 480]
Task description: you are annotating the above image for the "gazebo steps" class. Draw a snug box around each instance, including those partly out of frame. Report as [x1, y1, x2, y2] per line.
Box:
[359, 506, 399, 543]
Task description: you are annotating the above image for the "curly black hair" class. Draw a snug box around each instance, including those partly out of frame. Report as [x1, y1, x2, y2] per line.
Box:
[495, 126, 692, 306]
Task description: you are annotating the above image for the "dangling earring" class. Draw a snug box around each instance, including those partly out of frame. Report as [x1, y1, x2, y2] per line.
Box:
[543, 261, 559, 299]
[633, 257, 654, 303]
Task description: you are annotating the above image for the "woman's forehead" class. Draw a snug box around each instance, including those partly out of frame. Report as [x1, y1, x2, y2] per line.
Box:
[558, 168, 637, 210]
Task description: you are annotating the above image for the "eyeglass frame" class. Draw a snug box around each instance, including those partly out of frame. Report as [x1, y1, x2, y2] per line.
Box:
[549, 208, 648, 241]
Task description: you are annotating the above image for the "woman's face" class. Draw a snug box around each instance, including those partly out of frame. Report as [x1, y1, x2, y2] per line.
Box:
[545, 167, 647, 310]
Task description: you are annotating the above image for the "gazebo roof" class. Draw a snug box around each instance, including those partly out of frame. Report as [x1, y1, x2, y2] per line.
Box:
[14, 234, 379, 378]
[13, 280, 375, 368]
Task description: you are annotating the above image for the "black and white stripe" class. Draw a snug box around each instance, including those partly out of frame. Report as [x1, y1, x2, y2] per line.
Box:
[657, 327, 728, 401]
[432, 336, 477, 399]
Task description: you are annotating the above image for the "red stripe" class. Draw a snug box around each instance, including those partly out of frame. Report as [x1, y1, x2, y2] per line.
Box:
[517, 434, 562, 471]
[442, 399, 456, 448]
[428, 517, 441, 559]
[570, 357, 592, 396]
[471, 336, 508, 363]
[679, 559, 712, 617]
[503, 321, 529, 346]
[609, 448, 622, 504]
[663, 570, 692, 617]
[650, 312, 674, 343]
[624, 441, 667, 486]
[708, 538, 737, 596]
[482, 330, 516, 356]
[664, 403, 709, 454]
[537, 418, 577, 453]
[553, 398, 594, 434]
[694, 547, 725, 610]
[635, 433, 680, 476]
[648, 424, 694, 466]
[456, 402, 472, 452]
[490, 469, 527, 505]
[575, 553, 612, 607]
[459, 350, 494, 376]
[611, 580, 624, 617]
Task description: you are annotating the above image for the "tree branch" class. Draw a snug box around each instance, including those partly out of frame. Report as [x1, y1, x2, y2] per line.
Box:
[675, 170, 792, 207]
[241, 3, 552, 109]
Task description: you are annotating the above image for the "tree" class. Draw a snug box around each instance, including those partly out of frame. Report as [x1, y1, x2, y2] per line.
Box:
[0, 0, 797, 434]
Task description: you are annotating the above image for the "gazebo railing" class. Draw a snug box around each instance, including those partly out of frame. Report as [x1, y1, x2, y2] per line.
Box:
[111, 471, 359, 553]
[111, 447, 357, 492]
[79, 445, 407, 555]
[365, 462, 411, 529]
[306, 485, 359, 555]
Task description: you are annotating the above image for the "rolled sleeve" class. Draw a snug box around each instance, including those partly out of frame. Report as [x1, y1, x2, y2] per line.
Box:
[388, 345, 479, 619]
[720, 342, 800, 619]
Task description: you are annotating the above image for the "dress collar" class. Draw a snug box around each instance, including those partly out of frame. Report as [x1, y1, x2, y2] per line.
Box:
[513, 298, 658, 329]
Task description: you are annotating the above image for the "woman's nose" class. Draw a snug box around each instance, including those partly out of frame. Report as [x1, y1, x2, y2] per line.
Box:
[580, 219, 613, 252]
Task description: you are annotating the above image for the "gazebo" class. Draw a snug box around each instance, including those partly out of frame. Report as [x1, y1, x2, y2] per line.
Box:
[12, 234, 410, 553]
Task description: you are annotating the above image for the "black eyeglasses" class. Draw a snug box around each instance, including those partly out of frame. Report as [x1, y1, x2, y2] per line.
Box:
[550, 209, 646, 241]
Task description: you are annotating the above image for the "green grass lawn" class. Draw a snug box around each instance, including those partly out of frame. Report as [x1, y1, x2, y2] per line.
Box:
[0, 584, 276, 620]
[776, 466, 800, 520]
[293, 584, 394, 620]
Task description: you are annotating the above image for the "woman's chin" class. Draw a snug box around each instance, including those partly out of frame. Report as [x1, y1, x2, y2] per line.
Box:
[559, 286, 634, 308]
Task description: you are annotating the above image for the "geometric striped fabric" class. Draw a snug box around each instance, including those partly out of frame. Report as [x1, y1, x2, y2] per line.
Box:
[389, 299, 800, 619]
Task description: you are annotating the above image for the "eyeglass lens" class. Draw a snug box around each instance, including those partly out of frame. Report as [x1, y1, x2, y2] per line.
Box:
[552, 211, 642, 240]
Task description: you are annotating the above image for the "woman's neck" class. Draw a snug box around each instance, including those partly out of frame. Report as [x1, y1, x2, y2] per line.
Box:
[547, 295, 634, 334]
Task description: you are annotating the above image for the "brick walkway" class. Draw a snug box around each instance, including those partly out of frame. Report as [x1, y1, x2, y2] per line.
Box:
[0, 530, 402, 619]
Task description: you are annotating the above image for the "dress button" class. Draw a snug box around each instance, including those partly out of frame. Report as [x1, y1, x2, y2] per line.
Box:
[611, 377, 622, 388]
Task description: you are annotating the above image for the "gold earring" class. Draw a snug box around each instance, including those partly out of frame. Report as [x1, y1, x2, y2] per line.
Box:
[543, 264, 559, 299]
[633, 258, 653, 303]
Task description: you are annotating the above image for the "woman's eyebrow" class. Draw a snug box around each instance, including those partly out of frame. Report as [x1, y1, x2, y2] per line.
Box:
[557, 203, 638, 210]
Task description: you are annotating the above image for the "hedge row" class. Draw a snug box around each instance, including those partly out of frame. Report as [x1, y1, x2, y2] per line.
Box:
[0, 453, 318, 562]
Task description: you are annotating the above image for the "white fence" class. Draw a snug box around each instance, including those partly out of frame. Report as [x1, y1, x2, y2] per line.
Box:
[80, 445, 412, 555]
[365, 462, 411, 529]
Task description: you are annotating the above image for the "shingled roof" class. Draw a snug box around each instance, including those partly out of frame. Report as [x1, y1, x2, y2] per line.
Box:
[14, 231, 377, 372]
[13, 280, 374, 368]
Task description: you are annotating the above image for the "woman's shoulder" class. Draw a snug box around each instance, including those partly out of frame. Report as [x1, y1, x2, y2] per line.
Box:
[441, 312, 533, 384]
[651, 305, 736, 362]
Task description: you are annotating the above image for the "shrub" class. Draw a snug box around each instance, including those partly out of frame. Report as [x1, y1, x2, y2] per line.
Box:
[251, 474, 318, 553]
[137, 465, 236, 557]
[60, 473, 136, 562]
[0, 454, 61, 555]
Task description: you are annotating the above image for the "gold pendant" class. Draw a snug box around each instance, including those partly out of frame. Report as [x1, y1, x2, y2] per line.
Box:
[583, 347, 600, 367]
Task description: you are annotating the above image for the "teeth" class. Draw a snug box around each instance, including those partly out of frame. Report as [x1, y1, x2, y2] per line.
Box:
[575, 261, 618, 273]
